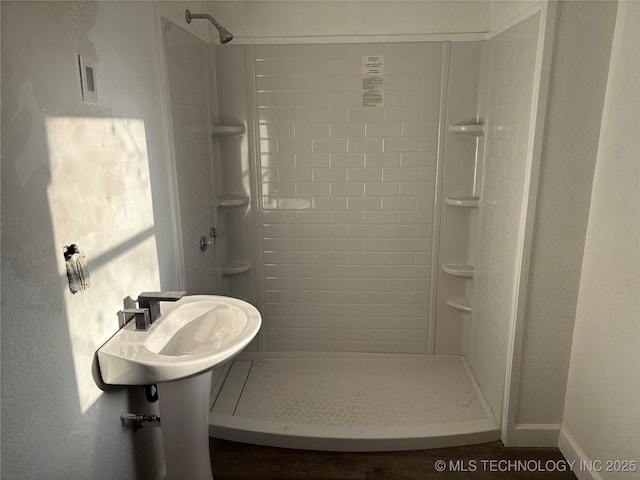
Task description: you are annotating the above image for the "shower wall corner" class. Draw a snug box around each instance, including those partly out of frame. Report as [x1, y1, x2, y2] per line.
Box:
[210, 44, 261, 352]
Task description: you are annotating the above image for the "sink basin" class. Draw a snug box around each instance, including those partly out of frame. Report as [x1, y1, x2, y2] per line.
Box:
[98, 295, 261, 385]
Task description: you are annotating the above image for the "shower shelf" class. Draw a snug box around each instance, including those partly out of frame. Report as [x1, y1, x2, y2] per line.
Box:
[212, 125, 246, 137]
[441, 264, 474, 278]
[222, 261, 252, 276]
[445, 196, 479, 208]
[446, 296, 472, 314]
[448, 123, 484, 136]
[217, 195, 250, 208]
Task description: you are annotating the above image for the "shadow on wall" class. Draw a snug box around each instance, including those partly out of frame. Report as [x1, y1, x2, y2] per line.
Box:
[1, 2, 175, 478]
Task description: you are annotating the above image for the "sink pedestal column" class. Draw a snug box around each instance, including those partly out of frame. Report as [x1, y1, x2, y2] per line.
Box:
[157, 372, 213, 480]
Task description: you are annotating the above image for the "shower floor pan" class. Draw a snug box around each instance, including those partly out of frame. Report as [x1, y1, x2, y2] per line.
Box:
[209, 353, 499, 451]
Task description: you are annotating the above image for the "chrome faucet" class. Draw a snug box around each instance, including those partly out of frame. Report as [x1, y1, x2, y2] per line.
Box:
[137, 291, 187, 324]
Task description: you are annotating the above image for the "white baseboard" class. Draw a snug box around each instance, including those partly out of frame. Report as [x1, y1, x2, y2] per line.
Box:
[558, 426, 602, 480]
[508, 423, 561, 447]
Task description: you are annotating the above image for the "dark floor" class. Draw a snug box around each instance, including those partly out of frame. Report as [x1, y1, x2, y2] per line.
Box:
[209, 439, 578, 480]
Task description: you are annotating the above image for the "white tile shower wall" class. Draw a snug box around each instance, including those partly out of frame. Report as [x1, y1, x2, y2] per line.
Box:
[163, 21, 218, 295]
[253, 44, 443, 353]
[212, 46, 259, 312]
[470, 16, 539, 418]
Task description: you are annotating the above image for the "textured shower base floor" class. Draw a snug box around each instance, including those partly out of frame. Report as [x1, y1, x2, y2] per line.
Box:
[209, 354, 499, 451]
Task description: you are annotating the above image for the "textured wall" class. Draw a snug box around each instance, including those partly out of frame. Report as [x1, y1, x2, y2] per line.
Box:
[157, 1, 211, 43]
[469, 14, 539, 419]
[253, 43, 443, 352]
[210, 1, 490, 43]
[561, 0, 639, 471]
[488, 1, 539, 32]
[1, 2, 179, 478]
[516, 1, 618, 426]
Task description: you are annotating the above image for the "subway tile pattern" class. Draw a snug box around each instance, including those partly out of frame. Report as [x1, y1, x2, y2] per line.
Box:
[254, 44, 443, 352]
[470, 17, 539, 417]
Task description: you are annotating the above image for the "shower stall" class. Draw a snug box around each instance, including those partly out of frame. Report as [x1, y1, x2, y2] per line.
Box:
[160, 3, 552, 450]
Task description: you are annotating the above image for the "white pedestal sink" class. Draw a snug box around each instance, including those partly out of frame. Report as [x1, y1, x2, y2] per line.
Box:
[97, 295, 262, 479]
[157, 373, 213, 480]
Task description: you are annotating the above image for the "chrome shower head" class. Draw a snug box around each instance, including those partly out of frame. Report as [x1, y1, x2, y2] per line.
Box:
[217, 26, 234, 44]
[185, 9, 234, 44]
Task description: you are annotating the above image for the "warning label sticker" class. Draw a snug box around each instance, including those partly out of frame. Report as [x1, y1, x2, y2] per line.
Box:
[362, 55, 385, 107]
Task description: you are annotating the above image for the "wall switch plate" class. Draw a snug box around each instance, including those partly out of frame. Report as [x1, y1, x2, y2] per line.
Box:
[78, 54, 98, 103]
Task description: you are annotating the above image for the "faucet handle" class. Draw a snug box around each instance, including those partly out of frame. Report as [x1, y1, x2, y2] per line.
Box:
[137, 291, 187, 323]
[118, 308, 151, 331]
[137, 291, 186, 302]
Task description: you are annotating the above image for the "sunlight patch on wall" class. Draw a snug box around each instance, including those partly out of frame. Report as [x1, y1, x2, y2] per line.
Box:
[46, 117, 161, 413]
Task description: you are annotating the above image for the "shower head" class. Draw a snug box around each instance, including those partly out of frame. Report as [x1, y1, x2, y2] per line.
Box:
[185, 9, 234, 44]
[216, 26, 234, 45]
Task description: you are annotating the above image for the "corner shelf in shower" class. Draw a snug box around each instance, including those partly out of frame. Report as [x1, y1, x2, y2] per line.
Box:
[441, 264, 474, 278]
[222, 261, 252, 276]
[217, 195, 250, 208]
[446, 296, 472, 314]
[448, 123, 484, 136]
[212, 125, 247, 137]
[445, 196, 479, 208]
